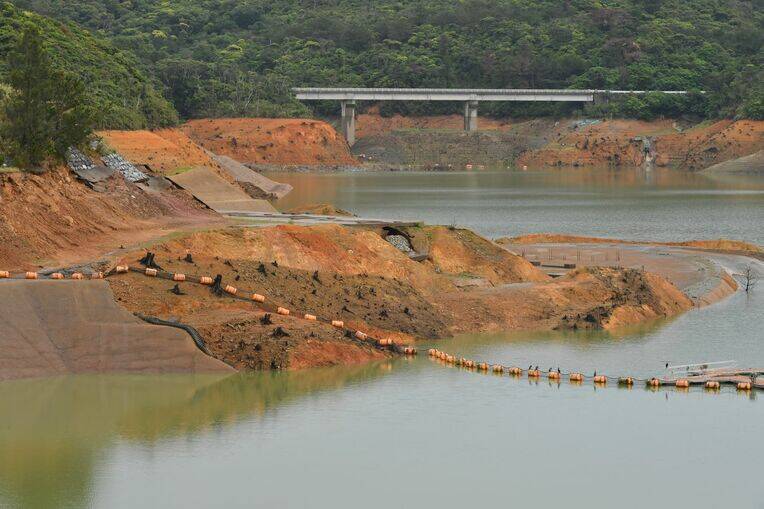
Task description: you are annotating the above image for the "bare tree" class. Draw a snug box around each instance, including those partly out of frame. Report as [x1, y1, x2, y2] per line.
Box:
[742, 264, 758, 293]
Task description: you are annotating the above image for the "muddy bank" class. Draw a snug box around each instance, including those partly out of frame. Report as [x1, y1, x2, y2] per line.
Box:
[498, 235, 752, 306]
[0, 167, 220, 271]
[106, 224, 694, 370]
[500, 234, 762, 259]
[350, 116, 763, 171]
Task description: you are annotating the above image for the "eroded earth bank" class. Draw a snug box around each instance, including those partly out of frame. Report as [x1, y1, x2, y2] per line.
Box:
[1, 121, 759, 381]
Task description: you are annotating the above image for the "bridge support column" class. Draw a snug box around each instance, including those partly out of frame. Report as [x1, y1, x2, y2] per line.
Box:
[463, 100, 478, 132]
[341, 100, 356, 146]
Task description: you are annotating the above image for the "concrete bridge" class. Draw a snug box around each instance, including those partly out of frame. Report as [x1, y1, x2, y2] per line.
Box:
[293, 87, 692, 145]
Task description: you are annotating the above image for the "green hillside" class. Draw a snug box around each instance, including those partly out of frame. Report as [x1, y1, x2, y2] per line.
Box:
[8, 0, 764, 121]
[0, 2, 177, 128]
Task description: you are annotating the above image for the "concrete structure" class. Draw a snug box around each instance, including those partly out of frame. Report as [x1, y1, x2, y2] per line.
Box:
[293, 87, 693, 144]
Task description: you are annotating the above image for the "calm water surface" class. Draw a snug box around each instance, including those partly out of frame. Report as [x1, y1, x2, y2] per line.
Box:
[270, 168, 764, 243]
[2, 169, 763, 508]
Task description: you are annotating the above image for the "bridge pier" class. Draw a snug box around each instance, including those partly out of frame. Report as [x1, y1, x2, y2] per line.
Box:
[340, 100, 356, 146]
[463, 100, 478, 132]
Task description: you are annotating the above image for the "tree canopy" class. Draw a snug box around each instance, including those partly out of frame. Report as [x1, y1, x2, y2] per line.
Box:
[1, 26, 94, 168]
[6, 0, 764, 121]
[0, 2, 178, 129]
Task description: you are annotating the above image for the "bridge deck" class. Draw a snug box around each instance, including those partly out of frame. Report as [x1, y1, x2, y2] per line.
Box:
[294, 87, 691, 102]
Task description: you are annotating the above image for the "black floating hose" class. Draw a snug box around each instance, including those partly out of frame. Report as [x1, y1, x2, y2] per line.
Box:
[135, 313, 212, 356]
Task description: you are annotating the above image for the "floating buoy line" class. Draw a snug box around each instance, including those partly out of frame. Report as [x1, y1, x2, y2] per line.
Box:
[0, 265, 418, 357]
[427, 349, 761, 393]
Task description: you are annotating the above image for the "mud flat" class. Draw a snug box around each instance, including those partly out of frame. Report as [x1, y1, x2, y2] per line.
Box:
[497, 234, 763, 306]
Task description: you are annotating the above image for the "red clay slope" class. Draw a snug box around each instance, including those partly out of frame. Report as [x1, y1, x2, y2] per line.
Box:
[182, 118, 356, 165]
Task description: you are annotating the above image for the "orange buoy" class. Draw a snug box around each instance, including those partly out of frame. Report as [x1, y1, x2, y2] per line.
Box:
[224, 285, 237, 295]
[0, 271, 9, 278]
[508, 367, 522, 376]
[428, 349, 436, 356]
[251, 293, 266, 303]
[355, 331, 368, 340]
[528, 369, 540, 378]
[200, 276, 213, 285]
[647, 378, 661, 387]
[25, 272, 38, 280]
[71, 272, 84, 280]
[277, 307, 290, 316]
[331, 320, 344, 329]
[569, 373, 583, 382]
[737, 382, 752, 391]
[172, 273, 186, 282]
[50, 272, 64, 280]
[705, 381, 720, 390]
[145, 268, 157, 277]
[477, 362, 489, 371]
[492, 365, 504, 373]
[466, 360, 476, 369]
[115, 266, 129, 273]
[618, 377, 634, 386]
[593, 375, 607, 384]
[548, 371, 560, 380]
[304, 314, 317, 321]
[675, 379, 690, 388]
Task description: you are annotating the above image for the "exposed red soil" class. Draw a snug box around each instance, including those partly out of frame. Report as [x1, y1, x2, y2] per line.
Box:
[287, 203, 355, 216]
[0, 167, 221, 271]
[353, 113, 763, 171]
[98, 128, 228, 176]
[182, 118, 356, 165]
[405, 226, 550, 285]
[499, 234, 762, 254]
[654, 120, 764, 170]
[436, 266, 693, 333]
[108, 225, 693, 373]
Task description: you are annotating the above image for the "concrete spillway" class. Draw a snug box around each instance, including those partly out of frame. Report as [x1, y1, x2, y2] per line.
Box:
[167, 166, 277, 214]
[0, 280, 233, 381]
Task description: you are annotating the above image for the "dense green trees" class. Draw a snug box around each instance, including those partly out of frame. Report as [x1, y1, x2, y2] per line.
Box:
[1, 27, 93, 168]
[0, 2, 177, 129]
[6, 0, 764, 121]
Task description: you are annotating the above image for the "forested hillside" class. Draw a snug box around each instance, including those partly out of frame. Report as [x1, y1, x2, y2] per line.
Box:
[8, 0, 764, 121]
[0, 2, 177, 128]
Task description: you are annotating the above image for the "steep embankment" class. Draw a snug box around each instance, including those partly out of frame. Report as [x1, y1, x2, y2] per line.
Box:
[98, 129, 225, 175]
[0, 167, 217, 270]
[0, 280, 231, 381]
[351, 115, 764, 170]
[182, 118, 355, 166]
[702, 150, 764, 175]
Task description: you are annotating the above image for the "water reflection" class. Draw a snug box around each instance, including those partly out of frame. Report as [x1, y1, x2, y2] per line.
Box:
[267, 168, 764, 243]
[0, 362, 395, 508]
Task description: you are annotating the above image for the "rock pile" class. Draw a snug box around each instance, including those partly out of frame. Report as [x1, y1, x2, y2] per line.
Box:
[66, 148, 95, 172]
[102, 153, 148, 183]
[386, 234, 414, 253]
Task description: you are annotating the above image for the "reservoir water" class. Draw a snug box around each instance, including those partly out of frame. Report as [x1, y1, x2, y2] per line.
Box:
[271, 168, 764, 244]
[2, 168, 762, 508]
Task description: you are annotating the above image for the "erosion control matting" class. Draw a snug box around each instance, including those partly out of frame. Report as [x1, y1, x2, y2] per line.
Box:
[167, 166, 277, 213]
[0, 280, 233, 381]
[211, 153, 293, 199]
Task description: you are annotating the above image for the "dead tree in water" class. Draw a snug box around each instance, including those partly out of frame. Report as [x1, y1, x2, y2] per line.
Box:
[743, 265, 758, 293]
